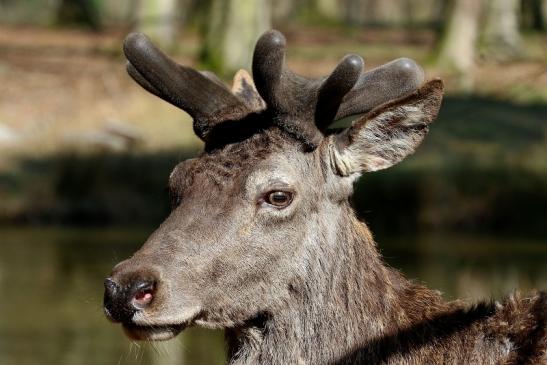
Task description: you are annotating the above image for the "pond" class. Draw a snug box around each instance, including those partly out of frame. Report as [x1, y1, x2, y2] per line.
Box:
[0, 227, 545, 365]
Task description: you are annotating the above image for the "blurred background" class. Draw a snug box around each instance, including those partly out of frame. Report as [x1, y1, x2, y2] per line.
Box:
[0, 0, 545, 364]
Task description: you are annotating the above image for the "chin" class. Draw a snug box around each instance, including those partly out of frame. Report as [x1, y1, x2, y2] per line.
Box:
[122, 323, 186, 341]
[120, 307, 203, 341]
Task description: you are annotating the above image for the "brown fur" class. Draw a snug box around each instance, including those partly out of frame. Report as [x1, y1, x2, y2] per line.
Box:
[105, 30, 547, 365]
[108, 123, 546, 363]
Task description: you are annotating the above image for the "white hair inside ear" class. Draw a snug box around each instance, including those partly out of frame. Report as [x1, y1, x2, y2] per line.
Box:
[329, 79, 444, 176]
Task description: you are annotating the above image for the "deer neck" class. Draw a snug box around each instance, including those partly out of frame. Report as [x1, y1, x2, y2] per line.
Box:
[227, 206, 445, 364]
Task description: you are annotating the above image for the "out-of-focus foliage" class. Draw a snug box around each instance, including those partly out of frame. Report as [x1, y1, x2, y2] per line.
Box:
[201, 0, 271, 75]
[0, 0, 545, 232]
[0, 4, 545, 364]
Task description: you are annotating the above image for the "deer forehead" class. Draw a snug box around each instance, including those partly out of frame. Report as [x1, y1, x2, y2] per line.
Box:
[168, 128, 321, 194]
[244, 153, 313, 191]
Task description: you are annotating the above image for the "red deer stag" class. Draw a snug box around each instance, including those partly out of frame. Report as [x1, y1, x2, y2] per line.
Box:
[104, 30, 546, 364]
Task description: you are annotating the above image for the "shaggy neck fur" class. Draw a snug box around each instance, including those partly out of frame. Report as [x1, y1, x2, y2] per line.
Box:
[225, 203, 447, 365]
[225, 199, 546, 364]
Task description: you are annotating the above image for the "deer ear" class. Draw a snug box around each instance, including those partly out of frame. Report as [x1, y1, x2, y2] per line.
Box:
[330, 79, 443, 176]
[231, 69, 266, 112]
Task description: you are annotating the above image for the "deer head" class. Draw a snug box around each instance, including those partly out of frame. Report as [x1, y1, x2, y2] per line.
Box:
[104, 30, 443, 342]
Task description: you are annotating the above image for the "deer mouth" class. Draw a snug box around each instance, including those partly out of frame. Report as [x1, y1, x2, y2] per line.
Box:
[121, 307, 203, 341]
[122, 322, 187, 341]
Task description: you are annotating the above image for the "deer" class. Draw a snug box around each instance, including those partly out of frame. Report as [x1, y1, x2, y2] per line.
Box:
[103, 30, 546, 364]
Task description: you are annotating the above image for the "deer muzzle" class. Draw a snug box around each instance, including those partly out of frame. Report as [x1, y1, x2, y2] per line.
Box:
[103, 273, 157, 323]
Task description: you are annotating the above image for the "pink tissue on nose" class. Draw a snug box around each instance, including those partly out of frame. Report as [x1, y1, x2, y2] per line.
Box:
[134, 290, 153, 306]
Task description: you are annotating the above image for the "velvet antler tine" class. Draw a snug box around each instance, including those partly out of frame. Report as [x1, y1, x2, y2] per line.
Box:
[123, 30, 428, 149]
[315, 54, 363, 130]
[123, 33, 247, 139]
[200, 70, 228, 89]
[252, 30, 287, 109]
[252, 30, 326, 148]
[126, 61, 164, 100]
[335, 58, 425, 120]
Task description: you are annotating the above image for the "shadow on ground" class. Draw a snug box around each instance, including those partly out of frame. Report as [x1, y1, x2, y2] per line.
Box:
[1, 96, 546, 234]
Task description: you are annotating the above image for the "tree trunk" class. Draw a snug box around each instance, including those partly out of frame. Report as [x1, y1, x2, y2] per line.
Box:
[202, 0, 271, 76]
[271, 0, 297, 25]
[57, 0, 102, 30]
[344, 0, 427, 27]
[521, 0, 545, 31]
[369, 0, 404, 26]
[437, 0, 483, 90]
[343, 0, 365, 25]
[316, 0, 343, 22]
[137, 0, 179, 49]
[404, 0, 444, 27]
[481, 0, 522, 60]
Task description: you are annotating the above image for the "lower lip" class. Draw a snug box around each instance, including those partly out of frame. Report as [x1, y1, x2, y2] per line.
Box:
[122, 323, 185, 341]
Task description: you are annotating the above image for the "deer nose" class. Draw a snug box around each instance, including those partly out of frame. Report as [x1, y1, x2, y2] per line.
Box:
[103, 276, 156, 323]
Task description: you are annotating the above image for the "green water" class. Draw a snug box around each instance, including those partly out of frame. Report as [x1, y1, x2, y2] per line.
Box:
[0, 227, 545, 365]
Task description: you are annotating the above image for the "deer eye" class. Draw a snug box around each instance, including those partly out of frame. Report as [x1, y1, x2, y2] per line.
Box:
[265, 191, 293, 208]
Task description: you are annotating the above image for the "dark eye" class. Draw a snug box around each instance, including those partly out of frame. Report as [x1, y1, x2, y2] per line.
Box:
[265, 191, 293, 208]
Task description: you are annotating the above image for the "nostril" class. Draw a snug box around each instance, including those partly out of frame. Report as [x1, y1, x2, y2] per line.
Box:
[104, 275, 157, 322]
[104, 278, 119, 296]
[131, 281, 155, 310]
[134, 290, 154, 307]
[103, 277, 124, 322]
